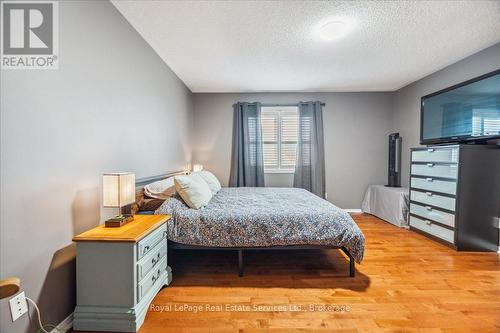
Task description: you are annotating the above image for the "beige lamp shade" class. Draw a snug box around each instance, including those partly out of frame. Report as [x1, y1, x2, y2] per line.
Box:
[193, 164, 204, 172]
[102, 173, 135, 207]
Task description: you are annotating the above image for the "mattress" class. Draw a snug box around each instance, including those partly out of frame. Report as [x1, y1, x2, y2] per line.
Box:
[155, 187, 365, 263]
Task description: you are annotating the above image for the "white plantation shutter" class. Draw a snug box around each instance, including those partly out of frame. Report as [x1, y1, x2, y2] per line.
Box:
[262, 111, 279, 169]
[247, 116, 258, 166]
[472, 108, 500, 136]
[261, 107, 299, 171]
[280, 111, 298, 169]
[299, 116, 312, 166]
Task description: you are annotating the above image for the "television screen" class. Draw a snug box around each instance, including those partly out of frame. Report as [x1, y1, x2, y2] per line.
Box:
[421, 71, 500, 144]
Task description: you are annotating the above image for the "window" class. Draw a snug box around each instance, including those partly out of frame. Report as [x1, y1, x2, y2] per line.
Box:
[247, 114, 258, 166]
[472, 108, 500, 137]
[261, 106, 299, 172]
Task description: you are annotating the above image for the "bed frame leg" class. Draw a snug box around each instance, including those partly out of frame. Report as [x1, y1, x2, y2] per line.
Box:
[341, 247, 355, 277]
[349, 255, 355, 277]
[238, 250, 244, 277]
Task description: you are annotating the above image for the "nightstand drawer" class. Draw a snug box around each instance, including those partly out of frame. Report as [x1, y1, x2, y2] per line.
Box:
[410, 190, 456, 211]
[412, 147, 458, 163]
[137, 223, 167, 260]
[137, 256, 167, 302]
[410, 203, 455, 228]
[410, 215, 455, 243]
[137, 241, 167, 281]
[411, 163, 458, 179]
[411, 176, 457, 195]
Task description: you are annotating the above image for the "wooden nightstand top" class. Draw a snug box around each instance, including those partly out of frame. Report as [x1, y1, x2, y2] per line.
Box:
[73, 214, 171, 243]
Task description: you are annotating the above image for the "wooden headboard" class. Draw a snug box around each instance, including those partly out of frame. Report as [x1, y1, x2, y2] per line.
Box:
[135, 170, 188, 189]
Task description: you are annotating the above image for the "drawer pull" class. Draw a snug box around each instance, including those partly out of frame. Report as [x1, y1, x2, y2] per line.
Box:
[151, 253, 162, 266]
[163, 230, 168, 238]
[143, 245, 150, 255]
[425, 206, 432, 211]
[427, 163, 434, 167]
[151, 268, 163, 284]
[427, 148, 435, 152]
[426, 192, 433, 197]
[426, 177, 433, 182]
[425, 220, 432, 226]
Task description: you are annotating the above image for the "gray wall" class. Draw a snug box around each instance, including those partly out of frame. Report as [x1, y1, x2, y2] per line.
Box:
[0, 1, 192, 332]
[192, 93, 394, 209]
[393, 43, 500, 187]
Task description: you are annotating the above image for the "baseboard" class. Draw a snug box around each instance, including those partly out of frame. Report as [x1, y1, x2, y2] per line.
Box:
[344, 209, 362, 213]
[50, 312, 73, 333]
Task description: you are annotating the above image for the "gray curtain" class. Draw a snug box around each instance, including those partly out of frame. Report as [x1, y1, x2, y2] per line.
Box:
[229, 102, 265, 187]
[293, 101, 326, 198]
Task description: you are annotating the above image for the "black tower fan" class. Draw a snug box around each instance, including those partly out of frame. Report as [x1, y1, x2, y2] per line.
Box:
[387, 133, 402, 187]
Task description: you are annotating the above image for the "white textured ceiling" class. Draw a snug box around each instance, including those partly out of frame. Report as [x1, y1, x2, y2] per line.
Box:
[112, 0, 500, 92]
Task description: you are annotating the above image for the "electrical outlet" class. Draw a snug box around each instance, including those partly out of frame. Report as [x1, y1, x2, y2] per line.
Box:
[9, 291, 28, 322]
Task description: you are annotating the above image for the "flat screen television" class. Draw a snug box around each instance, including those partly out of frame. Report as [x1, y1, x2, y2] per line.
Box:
[420, 69, 500, 145]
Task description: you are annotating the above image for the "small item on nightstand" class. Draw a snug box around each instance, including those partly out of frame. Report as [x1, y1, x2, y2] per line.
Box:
[105, 215, 133, 227]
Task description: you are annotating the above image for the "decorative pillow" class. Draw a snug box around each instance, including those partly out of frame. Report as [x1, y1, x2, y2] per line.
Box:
[144, 177, 176, 199]
[130, 189, 145, 215]
[194, 171, 221, 195]
[174, 174, 213, 209]
[140, 198, 166, 212]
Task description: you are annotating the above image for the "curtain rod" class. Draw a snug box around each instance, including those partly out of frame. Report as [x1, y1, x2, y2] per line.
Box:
[233, 102, 326, 107]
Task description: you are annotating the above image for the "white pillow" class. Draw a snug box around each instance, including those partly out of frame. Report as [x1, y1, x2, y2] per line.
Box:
[194, 171, 221, 195]
[174, 174, 213, 209]
[144, 177, 176, 199]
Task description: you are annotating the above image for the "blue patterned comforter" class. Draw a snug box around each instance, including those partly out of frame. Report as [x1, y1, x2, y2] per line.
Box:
[155, 187, 365, 263]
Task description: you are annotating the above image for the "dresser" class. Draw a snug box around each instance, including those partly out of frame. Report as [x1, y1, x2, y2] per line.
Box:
[73, 214, 172, 332]
[409, 144, 499, 251]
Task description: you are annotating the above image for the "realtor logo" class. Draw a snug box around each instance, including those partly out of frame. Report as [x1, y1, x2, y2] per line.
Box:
[1, 1, 58, 69]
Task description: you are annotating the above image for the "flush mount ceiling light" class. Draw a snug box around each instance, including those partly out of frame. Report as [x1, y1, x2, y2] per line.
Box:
[316, 20, 351, 41]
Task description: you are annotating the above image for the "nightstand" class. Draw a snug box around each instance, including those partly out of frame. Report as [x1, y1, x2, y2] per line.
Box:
[73, 214, 172, 332]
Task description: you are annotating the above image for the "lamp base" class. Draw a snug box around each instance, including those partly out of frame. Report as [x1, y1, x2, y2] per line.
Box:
[105, 215, 134, 228]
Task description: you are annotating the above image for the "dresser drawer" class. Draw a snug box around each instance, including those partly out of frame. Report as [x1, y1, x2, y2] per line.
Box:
[137, 256, 167, 302]
[411, 163, 458, 179]
[412, 147, 458, 163]
[137, 223, 167, 260]
[137, 241, 167, 281]
[410, 176, 456, 195]
[410, 190, 456, 211]
[410, 215, 455, 243]
[410, 203, 455, 228]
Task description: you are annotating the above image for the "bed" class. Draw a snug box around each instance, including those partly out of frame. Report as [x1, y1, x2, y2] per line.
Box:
[138, 173, 365, 277]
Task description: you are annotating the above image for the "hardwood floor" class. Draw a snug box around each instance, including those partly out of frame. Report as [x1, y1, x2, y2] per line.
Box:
[91, 214, 500, 332]
[138, 213, 500, 332]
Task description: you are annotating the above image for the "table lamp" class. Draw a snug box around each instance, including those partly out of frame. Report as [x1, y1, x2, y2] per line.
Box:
[102, 172, 135, 227]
